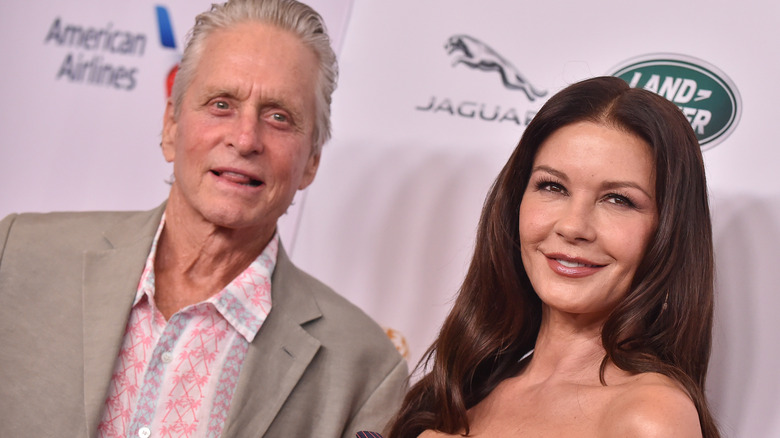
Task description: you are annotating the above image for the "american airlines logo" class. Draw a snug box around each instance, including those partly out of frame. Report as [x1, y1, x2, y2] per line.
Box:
[156, 5, 180, 98]
[44, 17, 147, 90]
[42, 5, 180, 93]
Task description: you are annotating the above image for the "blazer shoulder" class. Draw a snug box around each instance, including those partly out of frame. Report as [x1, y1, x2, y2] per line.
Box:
[0, 214, 19, 264]
[288, 260, 397, 341]
[9, 207, 154, 232]
[2, 204, 165, 251]
[274, 250, 404, 365]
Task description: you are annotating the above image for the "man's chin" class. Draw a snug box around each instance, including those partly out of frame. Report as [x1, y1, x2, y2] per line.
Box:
[202, 209, 273, 232]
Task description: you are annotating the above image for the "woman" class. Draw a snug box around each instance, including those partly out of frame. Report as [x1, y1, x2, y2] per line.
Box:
[387, 76, 719, 437]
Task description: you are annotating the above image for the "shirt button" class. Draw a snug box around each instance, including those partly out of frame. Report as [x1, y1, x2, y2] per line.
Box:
[161, 351, 173, 363]
[138, 426, 151, 438]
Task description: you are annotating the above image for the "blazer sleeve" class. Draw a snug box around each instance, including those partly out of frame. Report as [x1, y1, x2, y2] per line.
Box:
[344, 355, 409, 438]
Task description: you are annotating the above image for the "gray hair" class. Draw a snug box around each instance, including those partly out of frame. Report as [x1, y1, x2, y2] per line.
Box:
[171, 0, 338, 154]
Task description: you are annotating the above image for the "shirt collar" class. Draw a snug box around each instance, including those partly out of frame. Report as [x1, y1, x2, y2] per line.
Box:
[134, 213, 279, 342]
[208, 235, 277, 341]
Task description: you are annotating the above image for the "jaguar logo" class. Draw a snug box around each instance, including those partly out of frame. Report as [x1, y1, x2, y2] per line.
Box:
[445, 34, 546, 102]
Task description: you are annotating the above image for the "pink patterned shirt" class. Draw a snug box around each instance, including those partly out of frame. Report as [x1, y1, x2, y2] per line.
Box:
[97, 217, 277, 438]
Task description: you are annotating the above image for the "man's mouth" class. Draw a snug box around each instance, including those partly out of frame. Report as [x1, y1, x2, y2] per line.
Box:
[211, 170, 262, 187]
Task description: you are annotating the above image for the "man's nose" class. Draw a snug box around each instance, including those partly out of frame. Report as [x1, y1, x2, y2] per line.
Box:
[230, 112, 263, 155]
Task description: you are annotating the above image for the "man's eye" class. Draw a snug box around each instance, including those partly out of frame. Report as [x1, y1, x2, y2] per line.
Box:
[272, 113, 288, 123]
[214, 101, 229, 110]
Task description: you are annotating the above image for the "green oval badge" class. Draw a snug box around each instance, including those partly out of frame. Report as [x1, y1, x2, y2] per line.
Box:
[609, 54, 741, 150]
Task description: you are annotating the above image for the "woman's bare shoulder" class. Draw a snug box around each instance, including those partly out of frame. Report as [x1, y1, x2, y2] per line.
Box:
[602, 372, 702, 437]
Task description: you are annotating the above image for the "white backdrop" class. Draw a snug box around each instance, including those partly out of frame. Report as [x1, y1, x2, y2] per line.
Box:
[2, 1, 779, 436]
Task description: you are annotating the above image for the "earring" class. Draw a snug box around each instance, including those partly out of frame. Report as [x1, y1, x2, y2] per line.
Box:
[661, 293, 669, 311]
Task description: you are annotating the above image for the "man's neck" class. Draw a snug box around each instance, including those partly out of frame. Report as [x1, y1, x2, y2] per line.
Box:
[152, 204, 274, 320]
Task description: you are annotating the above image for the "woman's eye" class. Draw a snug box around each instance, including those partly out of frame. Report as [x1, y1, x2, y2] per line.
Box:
[536, 181, 565, 194]
[605, 194, 636, 208]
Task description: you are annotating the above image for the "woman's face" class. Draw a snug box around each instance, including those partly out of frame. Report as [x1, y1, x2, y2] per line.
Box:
[518, 121, 658, 321]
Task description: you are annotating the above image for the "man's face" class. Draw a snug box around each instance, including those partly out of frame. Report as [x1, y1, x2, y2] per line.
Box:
[161, 22, 320, 238]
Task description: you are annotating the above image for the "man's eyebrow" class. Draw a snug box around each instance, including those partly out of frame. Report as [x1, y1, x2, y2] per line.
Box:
[198, 86, 241, 101]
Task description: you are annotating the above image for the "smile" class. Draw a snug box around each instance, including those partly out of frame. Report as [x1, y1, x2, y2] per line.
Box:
[211, 170, 263, 187]
[555, 258, 601, 268]
[543, 253, 606, 278]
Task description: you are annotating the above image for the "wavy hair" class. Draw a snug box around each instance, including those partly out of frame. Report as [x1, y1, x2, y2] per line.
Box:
[388, 76, 718, 438]
[170, 0, 337, 153]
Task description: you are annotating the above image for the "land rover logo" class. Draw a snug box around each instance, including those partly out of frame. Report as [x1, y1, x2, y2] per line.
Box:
[609, 54, 741, 150]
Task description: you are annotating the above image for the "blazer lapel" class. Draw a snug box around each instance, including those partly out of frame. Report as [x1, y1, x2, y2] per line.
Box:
[222, 245, 323, 438]
[81, 204, 165, 436]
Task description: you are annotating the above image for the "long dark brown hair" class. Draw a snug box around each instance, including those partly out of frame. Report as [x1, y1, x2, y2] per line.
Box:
[387, 76, 718, 437]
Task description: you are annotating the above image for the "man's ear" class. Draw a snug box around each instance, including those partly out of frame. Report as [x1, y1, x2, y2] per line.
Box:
[161, 100, 177, 163]
[298, 150, 321, 190]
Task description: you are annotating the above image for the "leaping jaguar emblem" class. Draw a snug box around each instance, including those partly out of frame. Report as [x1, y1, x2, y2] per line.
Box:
[446, 34, 546, 102]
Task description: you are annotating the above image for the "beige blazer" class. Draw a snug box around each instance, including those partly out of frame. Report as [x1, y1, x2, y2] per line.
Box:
[0, 204, 407, 437]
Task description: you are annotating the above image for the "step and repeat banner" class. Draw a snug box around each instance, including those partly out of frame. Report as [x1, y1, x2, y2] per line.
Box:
[1, 1, 778, 436]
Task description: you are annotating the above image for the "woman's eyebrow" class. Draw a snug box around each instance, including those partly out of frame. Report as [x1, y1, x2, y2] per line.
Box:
[531, 165, 568, 181]
[601, 180, 654, 199]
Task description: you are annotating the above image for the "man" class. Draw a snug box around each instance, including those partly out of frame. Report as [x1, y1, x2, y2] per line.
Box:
[0, 1, 407, 437]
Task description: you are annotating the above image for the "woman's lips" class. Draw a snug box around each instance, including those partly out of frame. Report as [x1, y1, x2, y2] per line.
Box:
[545, 253, 605, 277]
